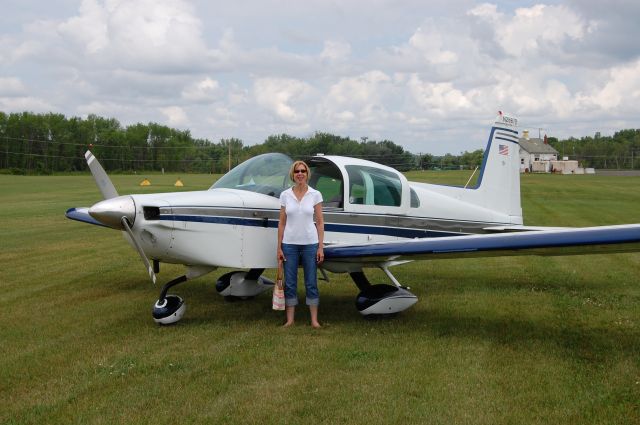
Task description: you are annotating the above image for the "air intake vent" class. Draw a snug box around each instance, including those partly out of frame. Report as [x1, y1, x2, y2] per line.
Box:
[143, 206, 160, 220]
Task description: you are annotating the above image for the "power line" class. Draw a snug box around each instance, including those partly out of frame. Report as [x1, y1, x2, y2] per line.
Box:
[0, 135, 219, 150]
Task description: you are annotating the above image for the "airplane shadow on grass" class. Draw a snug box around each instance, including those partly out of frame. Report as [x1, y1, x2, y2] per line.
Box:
[154, 279, 639, 363]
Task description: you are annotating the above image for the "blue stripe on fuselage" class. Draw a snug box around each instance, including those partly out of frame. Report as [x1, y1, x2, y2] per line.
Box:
[159, 214, 462, 238]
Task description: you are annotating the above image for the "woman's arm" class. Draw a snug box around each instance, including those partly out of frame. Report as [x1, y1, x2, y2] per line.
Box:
[314, 203, 324, 264]
[277, 206, 286, 262]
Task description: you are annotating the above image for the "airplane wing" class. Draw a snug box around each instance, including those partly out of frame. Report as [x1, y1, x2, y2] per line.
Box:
[324, 224, 640, 265]
[482, 225, 569, 232]
[65, 207, 109, 228]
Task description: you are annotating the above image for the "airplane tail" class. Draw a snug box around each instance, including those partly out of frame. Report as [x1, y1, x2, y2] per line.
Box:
[471, 112, 522, 220]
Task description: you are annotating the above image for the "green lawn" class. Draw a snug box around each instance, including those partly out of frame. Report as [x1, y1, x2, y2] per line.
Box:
[1, 171, 639, 424]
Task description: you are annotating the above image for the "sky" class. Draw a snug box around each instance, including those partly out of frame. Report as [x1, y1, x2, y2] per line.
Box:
[1, 0, 639, 155]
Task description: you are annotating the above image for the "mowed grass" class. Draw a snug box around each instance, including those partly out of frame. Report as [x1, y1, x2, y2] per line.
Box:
[1, 171, 639, 424]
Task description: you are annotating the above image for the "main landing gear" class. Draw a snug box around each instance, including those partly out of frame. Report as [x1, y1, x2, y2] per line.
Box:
[151, 265, 416, 324]
[349, 268, 418, 316]
[215, 268, 274, 300]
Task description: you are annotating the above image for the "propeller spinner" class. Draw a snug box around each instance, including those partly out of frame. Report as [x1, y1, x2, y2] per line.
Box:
[88, 195, 136, 230]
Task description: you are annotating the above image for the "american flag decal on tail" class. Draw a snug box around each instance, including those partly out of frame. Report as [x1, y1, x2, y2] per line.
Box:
[498, 144, 509, 155]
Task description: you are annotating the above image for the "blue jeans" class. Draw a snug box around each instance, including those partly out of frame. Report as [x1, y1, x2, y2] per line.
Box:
[281, 243, 319, 306]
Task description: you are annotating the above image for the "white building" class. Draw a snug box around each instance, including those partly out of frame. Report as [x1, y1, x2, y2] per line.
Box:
[519, 130, 558, 173]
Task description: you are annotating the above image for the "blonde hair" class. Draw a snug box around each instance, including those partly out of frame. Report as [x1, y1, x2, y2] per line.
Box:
[289, 160, 311, 182]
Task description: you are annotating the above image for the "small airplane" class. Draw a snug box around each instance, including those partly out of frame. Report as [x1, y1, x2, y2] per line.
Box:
[66, 112, 640, 324]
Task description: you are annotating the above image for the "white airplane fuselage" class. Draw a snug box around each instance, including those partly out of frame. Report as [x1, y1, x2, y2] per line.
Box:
[122, 159, 522, 271]
[111, 117, 522, 271]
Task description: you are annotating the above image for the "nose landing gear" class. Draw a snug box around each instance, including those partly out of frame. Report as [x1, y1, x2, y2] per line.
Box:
[152, 275, 187, 325]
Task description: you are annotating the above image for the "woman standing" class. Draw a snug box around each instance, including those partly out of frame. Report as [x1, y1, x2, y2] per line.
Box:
[277, 160, 324, 328]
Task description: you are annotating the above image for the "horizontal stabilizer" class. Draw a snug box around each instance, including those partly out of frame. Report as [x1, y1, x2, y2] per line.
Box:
[65, 207, 109, 228]
[325, 224, 640, 264]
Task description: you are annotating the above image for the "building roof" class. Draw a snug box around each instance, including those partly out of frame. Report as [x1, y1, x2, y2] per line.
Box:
[519, 138, 558, 155]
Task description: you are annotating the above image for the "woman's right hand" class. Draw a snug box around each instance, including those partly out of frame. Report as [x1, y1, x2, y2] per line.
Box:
[277, 248, 285, 263]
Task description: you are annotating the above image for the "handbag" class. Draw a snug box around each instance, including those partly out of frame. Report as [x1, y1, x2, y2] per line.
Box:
[272, 261, 285, 311]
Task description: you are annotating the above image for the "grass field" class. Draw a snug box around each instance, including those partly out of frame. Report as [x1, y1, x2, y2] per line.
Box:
[1, 171, 639, 424]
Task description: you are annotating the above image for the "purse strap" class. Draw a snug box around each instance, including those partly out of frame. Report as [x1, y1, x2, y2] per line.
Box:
[277, 260, 283, 281]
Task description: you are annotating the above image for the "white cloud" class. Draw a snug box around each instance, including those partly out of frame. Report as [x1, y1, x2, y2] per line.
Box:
[160, 106, 189, 126]
[254, 78, 313, 123]
[469, 4, 595, 57]
[181, 78, 221, 103]
[1, 1, 640, 154]
[580, 59, 640, 111]
[407, 75, 472, 112]
[56, 0, 209, 72]
[57, 0, 108, 54]
[406, 27, 458, 65]
[320, 40, 351, 62]
[0, 96, 54, 112]
[0, 77, 26, 96]
[0, 35, 42, 64]
[206, 106, 238, 128]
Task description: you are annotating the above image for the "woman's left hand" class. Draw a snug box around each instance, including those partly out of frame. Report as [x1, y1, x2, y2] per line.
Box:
[316, 247, 324, 264]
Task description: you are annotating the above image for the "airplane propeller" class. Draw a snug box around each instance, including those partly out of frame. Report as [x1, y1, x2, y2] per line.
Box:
[121, 217, 157, 285]
[83, 150, 187, 324]
[84, 151, 157, 286]
[85, 151, 118, 200]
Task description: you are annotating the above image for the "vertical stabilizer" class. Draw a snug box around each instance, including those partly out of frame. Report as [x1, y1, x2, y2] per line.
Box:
[473, 112, 521, 220]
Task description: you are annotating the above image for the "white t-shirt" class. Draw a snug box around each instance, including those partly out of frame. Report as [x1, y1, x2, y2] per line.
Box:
[280, 186, 323, 245]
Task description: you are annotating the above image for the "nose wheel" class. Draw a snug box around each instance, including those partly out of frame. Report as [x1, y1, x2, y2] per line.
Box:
[152, 295, 186, 325]
[152, 275, 188, 325]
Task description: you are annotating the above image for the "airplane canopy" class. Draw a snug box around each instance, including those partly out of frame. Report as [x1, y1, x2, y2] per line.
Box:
[210, 153, 293, 198]
[210, 152, 410, 214]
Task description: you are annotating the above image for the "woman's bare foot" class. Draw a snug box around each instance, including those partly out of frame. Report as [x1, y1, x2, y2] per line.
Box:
[282, 321, 294, 328]
[311, 322, 321, 329]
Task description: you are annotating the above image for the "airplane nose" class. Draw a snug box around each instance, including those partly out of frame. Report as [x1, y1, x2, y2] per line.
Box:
[89, 195, 136, 230]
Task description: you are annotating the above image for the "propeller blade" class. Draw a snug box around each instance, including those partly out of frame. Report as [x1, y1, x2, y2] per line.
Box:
[121, 217, 157, 285]
[85, 150, 118, 200]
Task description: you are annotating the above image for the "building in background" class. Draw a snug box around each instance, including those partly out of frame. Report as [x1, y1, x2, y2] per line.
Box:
[519, 130, 559, 173]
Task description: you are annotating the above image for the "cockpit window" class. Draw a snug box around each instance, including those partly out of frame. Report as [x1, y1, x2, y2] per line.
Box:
[346, 165, 401, 207]
[410, 188, 420, 208]
[211, 153, 293, 198]
[309, 160, 344, 209]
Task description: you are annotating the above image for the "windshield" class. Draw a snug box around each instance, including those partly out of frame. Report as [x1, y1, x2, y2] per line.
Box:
[211, 153, 293, 198]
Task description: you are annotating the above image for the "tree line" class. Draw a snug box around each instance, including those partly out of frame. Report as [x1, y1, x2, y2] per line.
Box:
[0, 112, 418, 174]
[1, 111, 639, 174]
[546, 131, 640, 169]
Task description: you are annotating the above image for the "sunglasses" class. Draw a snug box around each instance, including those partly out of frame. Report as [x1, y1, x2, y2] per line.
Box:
[294, 169, 307, 174]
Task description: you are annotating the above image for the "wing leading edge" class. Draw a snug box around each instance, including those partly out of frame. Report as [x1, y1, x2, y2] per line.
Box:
[324, 224, 640, 264]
